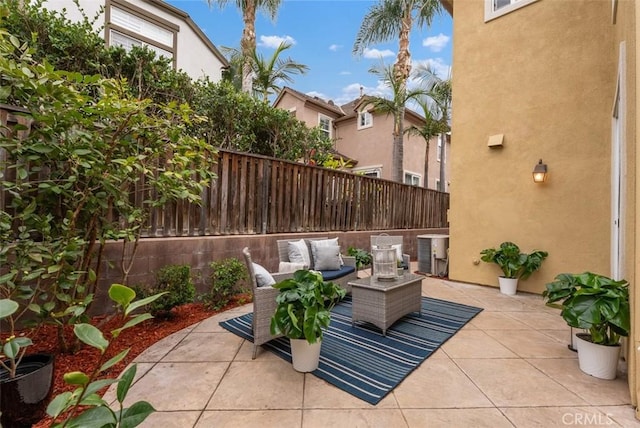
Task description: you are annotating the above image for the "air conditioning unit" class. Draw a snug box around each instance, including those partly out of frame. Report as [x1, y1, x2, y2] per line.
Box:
[417, 234, 449, 276]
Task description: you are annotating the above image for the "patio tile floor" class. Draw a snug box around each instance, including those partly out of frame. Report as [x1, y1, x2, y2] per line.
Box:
[104, 268, 637, 427]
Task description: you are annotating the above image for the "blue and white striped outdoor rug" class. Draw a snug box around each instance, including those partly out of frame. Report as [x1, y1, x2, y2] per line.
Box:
[219, 296, 483, 405]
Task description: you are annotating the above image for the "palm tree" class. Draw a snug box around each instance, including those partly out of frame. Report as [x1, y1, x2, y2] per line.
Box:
[206, 0, 282, 94]
[367, 63, 428, 182]
[415, 63, 451, 191]
[353, 0, 443, 182]
[250, 42, 309, 101]
[406, 98, 449, 189]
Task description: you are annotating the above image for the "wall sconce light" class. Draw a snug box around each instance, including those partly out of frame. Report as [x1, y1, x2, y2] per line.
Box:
[532, 159, 548, 183]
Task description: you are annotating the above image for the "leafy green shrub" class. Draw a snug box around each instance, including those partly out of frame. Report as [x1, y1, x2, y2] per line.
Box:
[135, 265, 195, 317]
[205, 258, 248, 310]
[347, 247, 372, 270]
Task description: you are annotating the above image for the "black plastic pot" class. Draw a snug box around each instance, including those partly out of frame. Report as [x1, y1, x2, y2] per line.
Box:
[0, 353, 55, 428]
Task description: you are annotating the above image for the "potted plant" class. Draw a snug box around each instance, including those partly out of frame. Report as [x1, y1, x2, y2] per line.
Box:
[347, 247, 372, 273]
[480, 241, 548, 295]
[0, 299, 55, 428]
[543, 272, 629, 380]
[270, 270, 346, 372]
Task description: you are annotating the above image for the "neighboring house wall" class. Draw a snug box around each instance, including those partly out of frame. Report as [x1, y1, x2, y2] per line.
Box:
[274, 87, 450, 190]
[43, 0, 227, 82]
[449, 0, 617, 293]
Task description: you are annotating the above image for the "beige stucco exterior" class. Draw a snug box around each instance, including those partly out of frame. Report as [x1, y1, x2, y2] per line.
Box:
[274, 87, 450, 190]
[446, 0, 638, 411]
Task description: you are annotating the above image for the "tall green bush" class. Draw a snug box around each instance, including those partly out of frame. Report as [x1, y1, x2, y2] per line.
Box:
[135, 265, 195, 317]
[205, 258, 248, 310]
[0, 11, 216, 350]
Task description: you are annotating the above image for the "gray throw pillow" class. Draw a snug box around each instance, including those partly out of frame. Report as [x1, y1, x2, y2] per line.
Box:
[252, 262, 275, 287]
[313, 245, 341, 271]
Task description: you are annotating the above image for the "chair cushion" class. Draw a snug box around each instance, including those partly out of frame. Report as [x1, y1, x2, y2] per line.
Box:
[252, 263, 275, 287]
[312, 245, 342, 270]
[287, 239, 311, 266]
[278, 261, 306, 273]
[319, 265, 356, 281]
[310, 238, 343, 267]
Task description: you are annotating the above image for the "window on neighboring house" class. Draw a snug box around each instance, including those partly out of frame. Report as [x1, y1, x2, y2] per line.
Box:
[437, 137, 442, 162]
[288, 107, 297, 118]
[354, 166, 381, 179]
[358, 111, 373, 129]
[404, 172, 421, 186]
[318, 114, 332, 139]
[485, 0, 538, 22]
[435, 178, 441, 190]
[107, 2, 177, 61]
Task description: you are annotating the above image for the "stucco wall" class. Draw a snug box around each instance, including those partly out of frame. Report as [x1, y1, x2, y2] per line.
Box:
[449, 0, 616, 294]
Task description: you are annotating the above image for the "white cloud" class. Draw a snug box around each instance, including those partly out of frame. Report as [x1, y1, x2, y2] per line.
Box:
[258, 35, 296, 49]
[305, 91, 329, 101]
[339, 71, 351, 75]
[363, 48, 395, 59]
[329, 44, 342, 51]
[412, 58, 451, 81]
[422, 33, 450, 53]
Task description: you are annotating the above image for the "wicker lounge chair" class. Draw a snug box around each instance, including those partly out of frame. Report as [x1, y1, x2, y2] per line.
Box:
[242, 247, 294, 359]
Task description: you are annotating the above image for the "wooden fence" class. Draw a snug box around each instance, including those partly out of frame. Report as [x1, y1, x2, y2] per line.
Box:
[151, 150, 449, 236]
[1, 105, 449, 237]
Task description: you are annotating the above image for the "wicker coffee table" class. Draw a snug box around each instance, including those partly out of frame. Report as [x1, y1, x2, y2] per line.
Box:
[348, 273, 424, 335]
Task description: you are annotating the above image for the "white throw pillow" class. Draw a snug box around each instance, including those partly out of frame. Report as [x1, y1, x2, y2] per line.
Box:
[287, 239, 311, 266]
[391, 244, 403, 262]
[278, 261, 306, 273]
[252, 263, 275, 287]
[310, 238, 343, 267]
[312, 245, 342, 270]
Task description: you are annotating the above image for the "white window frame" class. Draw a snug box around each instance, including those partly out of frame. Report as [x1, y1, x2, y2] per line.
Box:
[404, 171, 421, 186]
[437, 137, 442, 162]
[435, 178, 441, 190]
[357, 111, 373, 130]
[318, 114, 332, 139]
[106, 0, 178, 63]
[109, 30, 173, 59]
[485, 0, 539, 22]
[353, 166, 382, 179]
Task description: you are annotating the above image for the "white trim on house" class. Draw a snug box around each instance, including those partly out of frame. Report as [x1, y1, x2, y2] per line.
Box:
[484, 0, 539, 22]
[353, 165, 382, 179]
[611, 41, 626, 280]
[357, 111, 373, 130]
[404, 171, 421, 186]
[318, 114, 333, 139]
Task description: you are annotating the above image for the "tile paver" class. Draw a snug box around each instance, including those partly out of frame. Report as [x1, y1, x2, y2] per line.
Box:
[109, 270, 636, 427]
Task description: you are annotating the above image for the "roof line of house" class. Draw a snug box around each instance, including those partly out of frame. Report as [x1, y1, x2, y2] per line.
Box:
[142, 0, 229, 67]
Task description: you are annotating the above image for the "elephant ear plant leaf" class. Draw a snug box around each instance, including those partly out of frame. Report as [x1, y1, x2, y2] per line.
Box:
[480, 241, 548, 279]
[45, 284, 167, 428]
[270, 270, 346, 343]
[542, 272, 630, 346]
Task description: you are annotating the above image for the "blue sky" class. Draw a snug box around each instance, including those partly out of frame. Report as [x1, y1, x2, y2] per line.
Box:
[166, 0, 452, 105]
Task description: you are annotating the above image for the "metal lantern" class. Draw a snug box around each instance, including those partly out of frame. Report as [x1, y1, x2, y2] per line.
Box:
[372, 235, 399, 281]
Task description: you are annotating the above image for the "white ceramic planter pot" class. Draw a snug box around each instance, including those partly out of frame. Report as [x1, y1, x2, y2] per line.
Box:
[575, 334, 621, 380]
[498, 277, 518, 295]
[290, 338, 322, 372]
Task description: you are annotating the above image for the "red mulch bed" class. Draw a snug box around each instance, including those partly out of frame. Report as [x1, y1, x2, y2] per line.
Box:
[6, 294, 251, 427]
